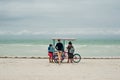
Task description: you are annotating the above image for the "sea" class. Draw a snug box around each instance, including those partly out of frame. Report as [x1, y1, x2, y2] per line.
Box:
[0, 39, 120, 58]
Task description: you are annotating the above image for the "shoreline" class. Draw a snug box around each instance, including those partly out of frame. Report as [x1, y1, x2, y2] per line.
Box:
[0, 56, 120, 59]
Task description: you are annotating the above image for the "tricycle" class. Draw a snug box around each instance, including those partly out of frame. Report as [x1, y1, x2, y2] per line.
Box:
[52, 38, 81, 63]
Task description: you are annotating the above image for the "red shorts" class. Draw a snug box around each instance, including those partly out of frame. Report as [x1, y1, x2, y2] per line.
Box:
[48, 52, 53, 58]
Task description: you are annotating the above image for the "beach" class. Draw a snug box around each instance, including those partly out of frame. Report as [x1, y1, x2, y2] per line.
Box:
[0, 58, 120, 80]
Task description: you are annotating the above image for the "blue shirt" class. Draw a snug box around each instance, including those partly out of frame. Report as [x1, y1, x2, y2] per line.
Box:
[48, 46, 54, 52]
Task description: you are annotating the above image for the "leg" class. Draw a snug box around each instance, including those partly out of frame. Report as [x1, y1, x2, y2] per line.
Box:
[48, 53, 51, 63]
[51, 53, 53, 63]
[48, 52, 53, 63]
[67, 53, 70, 63]
[70, 58, 73, 63]
[71, 54, 74, 63]
[49, 57, 51, 63]
[57, 51, 62, 64]
[68, 53, 73, 63]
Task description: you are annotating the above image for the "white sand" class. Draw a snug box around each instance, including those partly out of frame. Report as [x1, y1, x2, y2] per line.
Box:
[0, 58, 120, 80]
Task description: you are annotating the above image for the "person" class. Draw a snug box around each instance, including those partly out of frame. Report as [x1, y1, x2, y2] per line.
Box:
[67, 41, 75, 63]
[48, 44, 54, 63]
[55, 39, 64, 64]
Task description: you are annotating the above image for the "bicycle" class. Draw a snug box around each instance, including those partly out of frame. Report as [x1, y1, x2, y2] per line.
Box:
[53, 51, 81, 63]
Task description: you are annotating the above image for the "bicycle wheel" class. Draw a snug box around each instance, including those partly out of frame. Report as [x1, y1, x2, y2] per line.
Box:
[73, 53, 81, 63]
[53, 55, 64, 63]
[53, 55, 58, 63]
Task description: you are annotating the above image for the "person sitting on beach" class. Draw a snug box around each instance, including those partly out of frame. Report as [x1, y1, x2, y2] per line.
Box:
[48, 44, 54, 63]
[67, 41, 75, 63]
[55, 39, 64, 64]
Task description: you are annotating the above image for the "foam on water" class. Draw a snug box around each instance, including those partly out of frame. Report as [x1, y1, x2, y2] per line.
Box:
[0, 39, 120, 57]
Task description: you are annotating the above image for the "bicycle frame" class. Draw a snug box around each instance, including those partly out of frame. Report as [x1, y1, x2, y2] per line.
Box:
[53, 51, 68, 62]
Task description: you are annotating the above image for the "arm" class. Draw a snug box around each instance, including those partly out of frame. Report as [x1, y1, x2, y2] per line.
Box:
[62, 44, 64, 52]
[48, 47, 50, 52]
[55, 43, 58, 50]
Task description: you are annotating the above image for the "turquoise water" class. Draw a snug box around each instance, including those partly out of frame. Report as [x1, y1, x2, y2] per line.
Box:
[0, 39, 120, 57]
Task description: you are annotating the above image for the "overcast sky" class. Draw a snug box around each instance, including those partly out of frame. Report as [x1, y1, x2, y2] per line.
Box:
[0, 0, 120, 39]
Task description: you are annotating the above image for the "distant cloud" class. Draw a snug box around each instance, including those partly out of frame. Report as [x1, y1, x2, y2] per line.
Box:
[0, 28, 120, 36]
[0, 0, 120, 39]
[0, 30, 48, 35]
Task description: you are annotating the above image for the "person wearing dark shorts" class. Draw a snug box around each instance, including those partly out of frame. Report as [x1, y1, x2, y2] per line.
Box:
[67, 41, 75, 63]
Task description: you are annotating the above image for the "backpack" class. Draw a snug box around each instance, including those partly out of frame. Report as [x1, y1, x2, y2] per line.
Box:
[69, 47, 75, 54]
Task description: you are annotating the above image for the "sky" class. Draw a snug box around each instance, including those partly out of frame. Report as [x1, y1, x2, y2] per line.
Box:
[0, 0, 120, 39]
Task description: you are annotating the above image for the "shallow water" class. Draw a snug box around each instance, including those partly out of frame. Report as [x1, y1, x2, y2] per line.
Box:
[0, 39, 120, 57]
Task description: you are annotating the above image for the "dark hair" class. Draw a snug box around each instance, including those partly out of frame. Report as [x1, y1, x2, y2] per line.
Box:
[49, 44, 52, 46]
[68, 41, 72, 45]
[58, 39, 60, 41]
